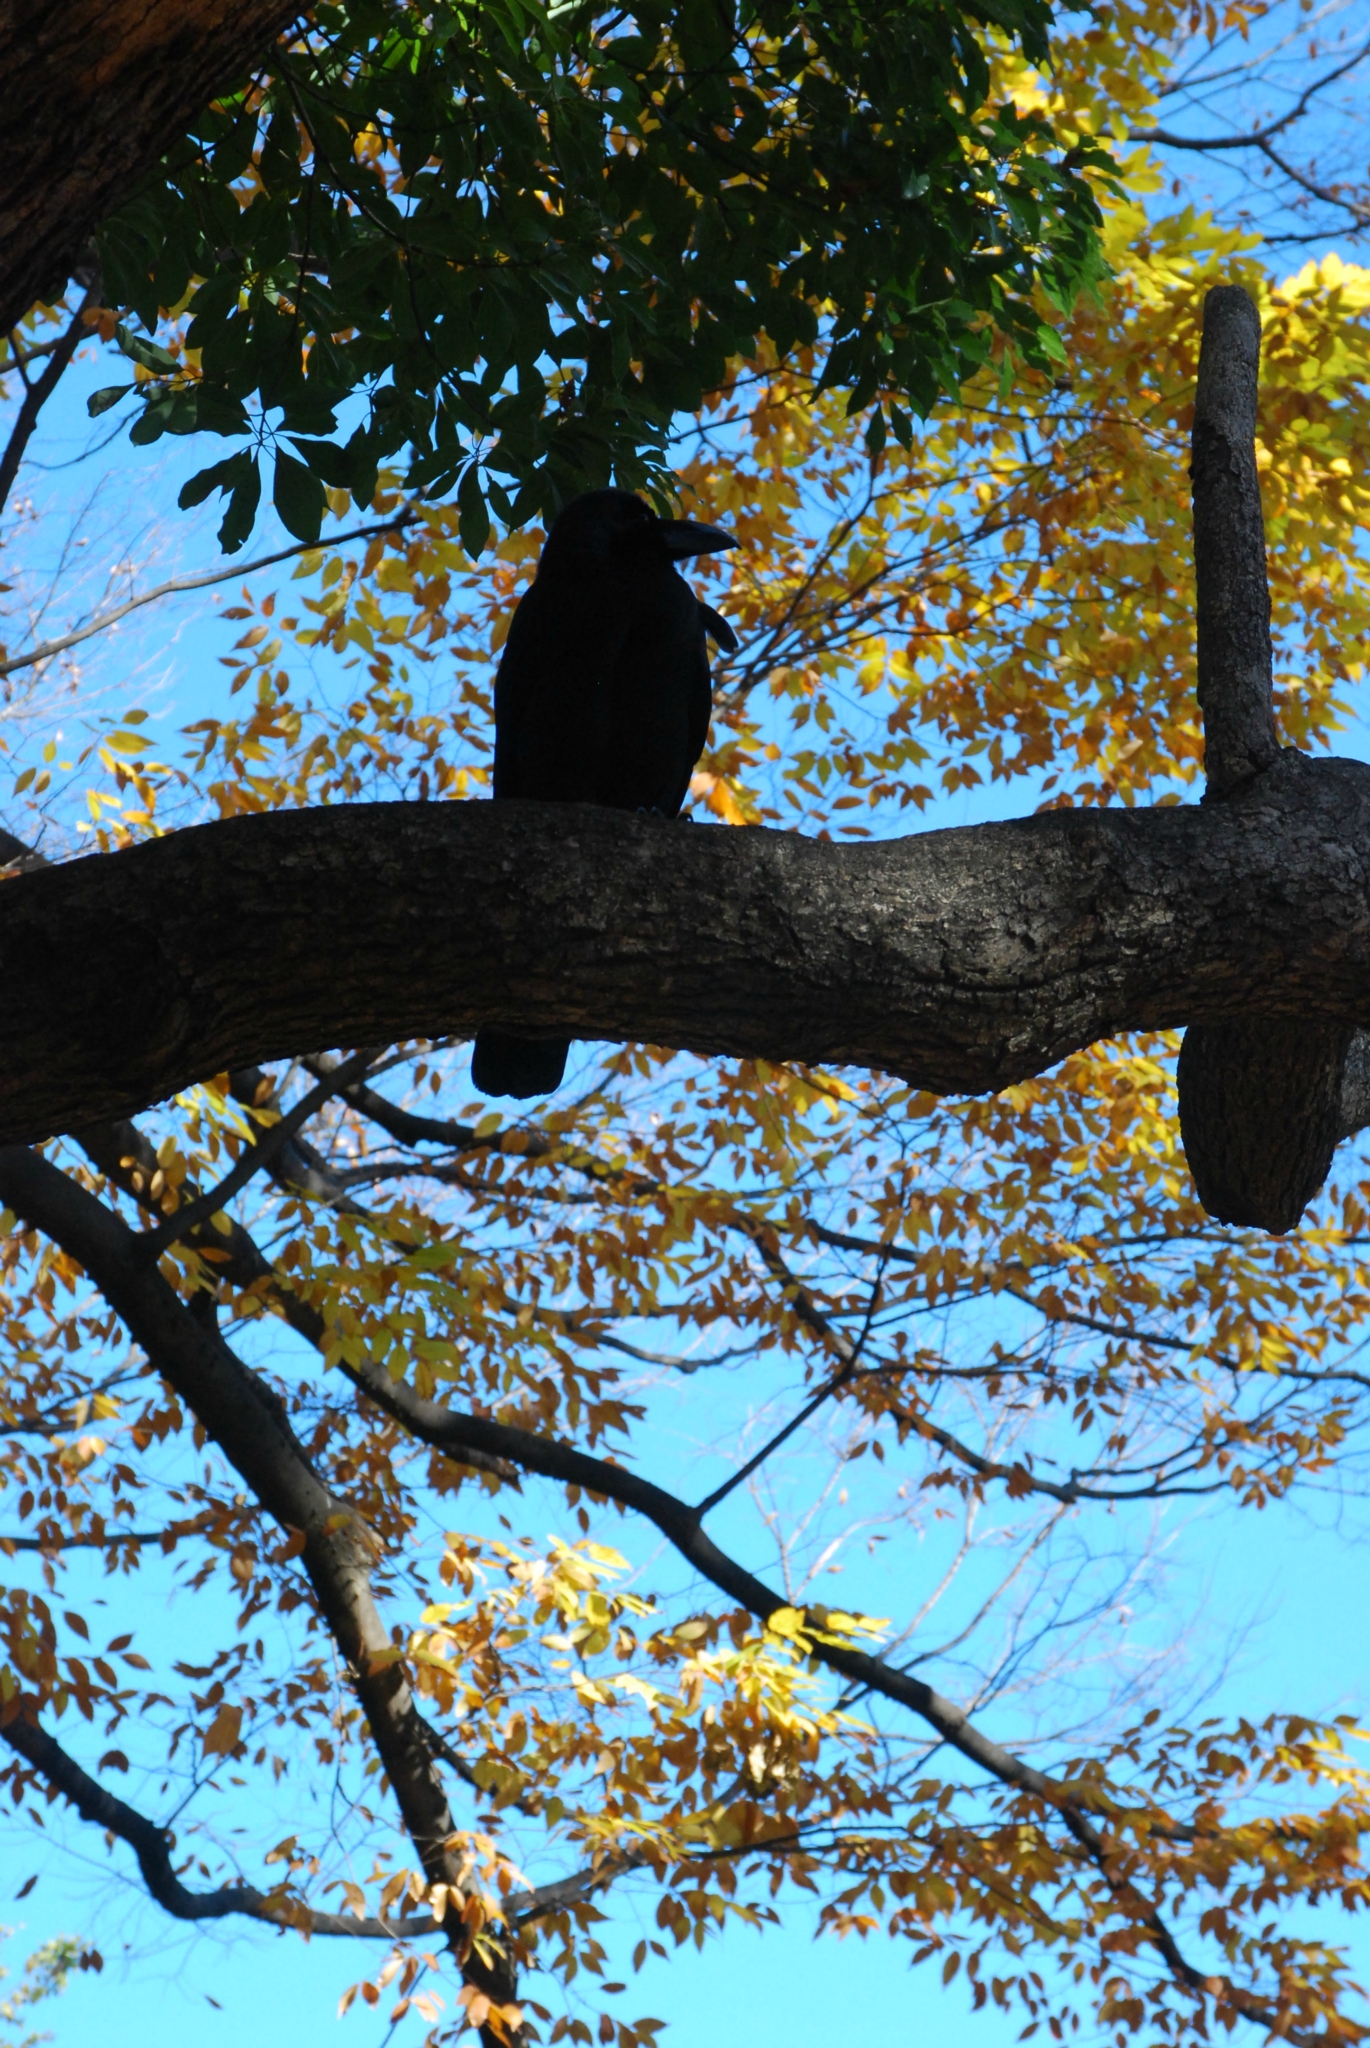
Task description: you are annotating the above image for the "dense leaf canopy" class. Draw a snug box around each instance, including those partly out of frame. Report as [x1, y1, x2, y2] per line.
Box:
[90, 0, 1108, 551]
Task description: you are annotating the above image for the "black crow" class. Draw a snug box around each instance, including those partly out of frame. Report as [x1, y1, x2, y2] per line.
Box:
[472, 489, 738, 1100]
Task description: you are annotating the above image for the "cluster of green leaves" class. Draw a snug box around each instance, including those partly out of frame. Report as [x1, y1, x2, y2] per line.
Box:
[92, 0, 1111, 552]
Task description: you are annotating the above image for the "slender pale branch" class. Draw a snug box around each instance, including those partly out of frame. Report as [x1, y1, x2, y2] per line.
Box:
[0, 509, 419, 680]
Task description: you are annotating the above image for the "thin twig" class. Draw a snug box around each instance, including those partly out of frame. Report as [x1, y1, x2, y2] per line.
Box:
[0, 508, 419, 678]
[135, 1049, 380, 1262]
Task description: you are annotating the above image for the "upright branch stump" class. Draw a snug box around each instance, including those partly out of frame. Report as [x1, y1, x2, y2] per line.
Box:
[1177, 285, 1358, 1232]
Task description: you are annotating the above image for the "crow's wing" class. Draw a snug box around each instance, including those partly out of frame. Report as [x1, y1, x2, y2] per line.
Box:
[491, 584, 542, 798]
[687, 601, 734, 780]
[493, 566, 635, 801]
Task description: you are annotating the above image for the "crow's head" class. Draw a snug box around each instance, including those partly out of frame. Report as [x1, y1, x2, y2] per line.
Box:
[540, 489, 736, 572]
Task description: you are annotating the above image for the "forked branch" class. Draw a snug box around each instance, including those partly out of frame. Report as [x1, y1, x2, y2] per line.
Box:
[0, 1712, 440, 1937]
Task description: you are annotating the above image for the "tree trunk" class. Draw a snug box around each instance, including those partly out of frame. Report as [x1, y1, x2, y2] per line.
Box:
[0, 0, 301, 331]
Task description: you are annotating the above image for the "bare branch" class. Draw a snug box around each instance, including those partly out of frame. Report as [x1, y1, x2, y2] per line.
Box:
[0, 269, 103, 520]
[0, 1712, 440, 1939]
[1130, 33, 1370, 157]
[0, 509, 420, 681]
[302, 1055, 485, 1153]
[135, 1048, 379, 1261]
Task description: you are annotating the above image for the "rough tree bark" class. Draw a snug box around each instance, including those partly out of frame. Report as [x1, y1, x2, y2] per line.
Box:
[0, 0, 302, 332]
[1189, 287, 1282, 799]
[1176, 284, 1356, 1231]
[2, 746, 1370, 1160]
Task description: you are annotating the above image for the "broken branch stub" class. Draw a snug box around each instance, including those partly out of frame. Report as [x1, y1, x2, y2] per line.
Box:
[1177, 283, 1355, 1232]
[1178, 1016, 1353, 1233]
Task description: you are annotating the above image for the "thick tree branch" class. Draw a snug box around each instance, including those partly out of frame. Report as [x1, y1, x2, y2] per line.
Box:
[0, 827, 48, 875]
[0, 1139, 528, 2040]
[1176, 285, 1353, 1232]
[0, 1148, 465, 1895]
[1190, 285, 1279, 798]
[5, 762, 1370, 1149]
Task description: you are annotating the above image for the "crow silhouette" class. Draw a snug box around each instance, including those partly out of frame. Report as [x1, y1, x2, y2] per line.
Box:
[472, 489, 738, 1100]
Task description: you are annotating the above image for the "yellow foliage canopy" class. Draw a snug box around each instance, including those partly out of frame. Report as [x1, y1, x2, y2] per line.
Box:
[4, 4, 1370, 2045]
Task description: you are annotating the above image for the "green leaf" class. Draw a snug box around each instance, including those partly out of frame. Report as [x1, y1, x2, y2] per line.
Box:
[114, 322, 176, 373]
[347, 429, 379, 514]
[92, 0, 1108, 532]
[289, 438, 352, 489]
[128, 395, 171, 446]
[218, 455, 262, 554]
[87, 386, 134, 418]
[272, 450, 325, 543]
[178, 450, 253, 512]
[457, 465, 490, 558]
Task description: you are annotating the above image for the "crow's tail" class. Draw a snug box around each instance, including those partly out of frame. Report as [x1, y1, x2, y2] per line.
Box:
[471, 1031, 569, 1099]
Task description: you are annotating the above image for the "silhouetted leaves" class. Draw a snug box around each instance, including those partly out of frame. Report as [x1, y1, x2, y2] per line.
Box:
[92, 0, 1111, 545]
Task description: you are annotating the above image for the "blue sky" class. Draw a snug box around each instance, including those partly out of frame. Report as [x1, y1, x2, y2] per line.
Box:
[5, 1452, 1369, 2048]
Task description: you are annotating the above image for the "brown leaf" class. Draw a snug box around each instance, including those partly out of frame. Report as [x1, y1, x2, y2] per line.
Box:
[202, 1703, 243, 1758]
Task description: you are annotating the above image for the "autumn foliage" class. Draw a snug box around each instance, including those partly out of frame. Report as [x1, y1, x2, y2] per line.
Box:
[3, 3, 1370, 2046]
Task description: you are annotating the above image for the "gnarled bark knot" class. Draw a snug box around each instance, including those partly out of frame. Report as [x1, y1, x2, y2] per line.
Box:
[1178, 285, 1366, 1231]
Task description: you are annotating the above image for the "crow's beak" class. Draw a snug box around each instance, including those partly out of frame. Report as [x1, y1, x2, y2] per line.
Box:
[658, 518, 737, 559]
